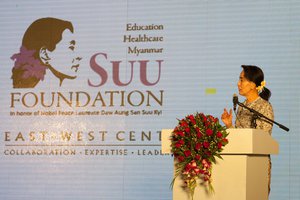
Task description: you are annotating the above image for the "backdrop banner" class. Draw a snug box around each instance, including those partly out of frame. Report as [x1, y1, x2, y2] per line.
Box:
[0, 1, 299, 200]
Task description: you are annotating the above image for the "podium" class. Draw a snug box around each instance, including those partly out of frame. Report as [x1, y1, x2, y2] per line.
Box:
[161, 128, 279, 200]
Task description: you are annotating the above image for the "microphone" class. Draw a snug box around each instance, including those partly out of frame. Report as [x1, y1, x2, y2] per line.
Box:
[233, 94, 238, 111]
[232, 93, 289, 132]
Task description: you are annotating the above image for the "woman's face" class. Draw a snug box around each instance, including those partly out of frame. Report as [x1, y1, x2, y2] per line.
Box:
[237, 70, 256, 97]
[47, 29, 81, 77]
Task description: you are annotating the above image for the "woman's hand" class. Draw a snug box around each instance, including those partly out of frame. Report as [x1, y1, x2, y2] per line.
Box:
[221, 108, 233, 128]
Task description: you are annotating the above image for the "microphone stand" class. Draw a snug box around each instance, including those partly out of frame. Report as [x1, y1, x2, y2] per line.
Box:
[236, 101, 289, 132]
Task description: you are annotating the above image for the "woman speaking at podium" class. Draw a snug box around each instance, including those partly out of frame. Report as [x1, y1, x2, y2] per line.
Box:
[221, 65, 274, 133]
[221, 65, 274, 194]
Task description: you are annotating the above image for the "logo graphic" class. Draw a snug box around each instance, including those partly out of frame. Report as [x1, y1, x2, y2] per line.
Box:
[11, 17, 82, 88]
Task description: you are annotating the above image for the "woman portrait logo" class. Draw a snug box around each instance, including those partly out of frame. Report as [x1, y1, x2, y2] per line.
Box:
[11, 17, 82, 88]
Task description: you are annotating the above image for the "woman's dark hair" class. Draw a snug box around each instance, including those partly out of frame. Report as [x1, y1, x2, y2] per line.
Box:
[22, 17, 74, 57]
[241, 65, 271, 101]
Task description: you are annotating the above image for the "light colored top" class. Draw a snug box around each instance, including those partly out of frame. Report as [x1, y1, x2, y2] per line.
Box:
[235, 97, 274, 135]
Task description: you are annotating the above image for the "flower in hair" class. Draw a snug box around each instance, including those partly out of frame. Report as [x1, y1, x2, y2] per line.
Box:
[256, 80, 266, 93]
[11, 46, 47, 80]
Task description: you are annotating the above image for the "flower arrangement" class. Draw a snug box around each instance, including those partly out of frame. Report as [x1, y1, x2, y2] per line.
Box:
[171, 112, 229, 200]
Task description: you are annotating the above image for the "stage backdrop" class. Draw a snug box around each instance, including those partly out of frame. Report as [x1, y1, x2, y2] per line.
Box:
[0, 0, 299, 200]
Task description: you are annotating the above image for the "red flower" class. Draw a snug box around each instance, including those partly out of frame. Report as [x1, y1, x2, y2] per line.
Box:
[188, 115, 196, 125]
[195, 143, 201, 150]
[177, 156, 185, 162]
[203, 141, 210, 148]
[205, 122, 210, 127]
[178, 131, 185, 137]
[175, 142, 182, 148]
[216, 131, 223, 138]
[184, 150, 191, 157]
[202, 114, 207, 121]
[195, 154, 201, 160]
[205, 151, 211, 156]
[222, 138, 229, 144]
[197, 132, 202, 138]
[185, 127, 190, 133]
[206, 129, 213, 136]
[180, 120, 188, 127]
[217, 142, 223, 149]
[185, 163, 192, 172]
[196, 128, 202, 138]
[175, 140, 184, 148]
[174, 130, 185, 137]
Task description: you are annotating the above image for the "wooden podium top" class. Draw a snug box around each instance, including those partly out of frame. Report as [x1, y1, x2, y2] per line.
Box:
[161, 128, 279, 155]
